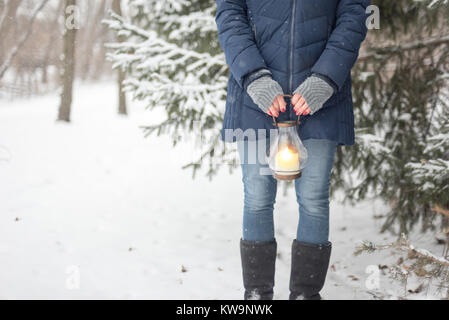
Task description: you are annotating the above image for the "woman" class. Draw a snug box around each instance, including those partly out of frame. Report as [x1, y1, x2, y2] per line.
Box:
[216, 0, 369, 300]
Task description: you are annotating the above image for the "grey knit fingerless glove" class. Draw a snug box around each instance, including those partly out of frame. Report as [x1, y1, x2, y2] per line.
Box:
[293, 75, 334, 115]
[247, 76, 284, 113]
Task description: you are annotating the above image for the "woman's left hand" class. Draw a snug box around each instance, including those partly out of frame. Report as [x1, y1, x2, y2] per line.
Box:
[291, 94, 311, 116]
[291, 75, 334, 116]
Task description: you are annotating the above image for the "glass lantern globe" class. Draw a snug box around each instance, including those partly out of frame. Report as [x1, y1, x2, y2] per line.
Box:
[267, 111, 308, 181]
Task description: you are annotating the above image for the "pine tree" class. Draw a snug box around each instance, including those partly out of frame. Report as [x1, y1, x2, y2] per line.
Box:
[106, 0, 449, 233]
[104, 0, 229, 177]
[337, 0, 449, 233]
[405, 106, 449, 216]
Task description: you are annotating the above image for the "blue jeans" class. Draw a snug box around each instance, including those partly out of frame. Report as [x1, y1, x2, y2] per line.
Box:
[238, 138, 338, 245]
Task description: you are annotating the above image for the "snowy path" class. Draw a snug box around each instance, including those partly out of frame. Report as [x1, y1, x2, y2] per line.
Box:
[0, 82, 440, 299]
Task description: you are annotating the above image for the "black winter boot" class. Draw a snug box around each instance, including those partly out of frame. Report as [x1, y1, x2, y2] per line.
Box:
[240, 239, 277, 300]
[289, 240, 332, 300]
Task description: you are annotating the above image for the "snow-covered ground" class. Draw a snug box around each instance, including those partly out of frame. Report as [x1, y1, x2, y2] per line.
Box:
[0, 82, 445, 299]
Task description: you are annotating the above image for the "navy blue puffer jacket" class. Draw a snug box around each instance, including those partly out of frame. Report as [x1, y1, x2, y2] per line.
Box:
[216, 0, 370, 145]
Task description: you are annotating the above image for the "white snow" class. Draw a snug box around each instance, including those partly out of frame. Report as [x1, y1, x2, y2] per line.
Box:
[0, 82, 445, 300]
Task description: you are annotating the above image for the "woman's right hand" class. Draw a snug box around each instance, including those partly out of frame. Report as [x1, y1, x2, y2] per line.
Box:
[246, 76, 286, 117]
[267, 95, 287, 117]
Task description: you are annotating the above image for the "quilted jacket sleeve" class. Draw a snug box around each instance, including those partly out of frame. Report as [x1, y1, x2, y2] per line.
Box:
[215, 0, 268, 88]
[311, 0, 370, 91]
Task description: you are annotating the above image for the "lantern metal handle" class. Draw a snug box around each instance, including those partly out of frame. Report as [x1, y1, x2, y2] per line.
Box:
[272, 94, 301, 127]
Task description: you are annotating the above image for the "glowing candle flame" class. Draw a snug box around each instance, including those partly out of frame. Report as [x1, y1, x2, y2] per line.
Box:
[275, 145, 300, 172]
[280, 146, 295, 161]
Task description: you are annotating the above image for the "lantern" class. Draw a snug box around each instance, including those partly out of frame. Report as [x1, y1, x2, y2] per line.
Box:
[267, 95, 308, 180]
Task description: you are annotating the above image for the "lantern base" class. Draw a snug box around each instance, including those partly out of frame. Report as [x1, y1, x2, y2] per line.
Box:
[273, 171, 302, 181]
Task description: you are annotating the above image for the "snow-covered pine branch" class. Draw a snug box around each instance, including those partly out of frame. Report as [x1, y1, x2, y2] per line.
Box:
[425, 0, 449, 9]
[105, 0, 231, 177]
[406, 159, 449, 194]
[356, 234, 449, 272]
[399, 235, 449, 267]
[160, 6, 217, 41]
[104, 10, 227, 116]
[128, 0, 190, 17]
[358, 34, 449, 62]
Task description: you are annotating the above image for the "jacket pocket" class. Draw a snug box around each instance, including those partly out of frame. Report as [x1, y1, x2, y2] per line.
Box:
[243, 92, 266, 115]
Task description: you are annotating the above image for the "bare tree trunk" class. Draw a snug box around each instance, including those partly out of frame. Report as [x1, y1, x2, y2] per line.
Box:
[112, 0, 127, 115]
[80, 0, 107, 80]
[0, 0, 24, 39]
[58, 0, 78, 122]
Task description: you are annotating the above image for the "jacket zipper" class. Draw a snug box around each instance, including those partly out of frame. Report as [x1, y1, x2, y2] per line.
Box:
[289, 0, 297, 94]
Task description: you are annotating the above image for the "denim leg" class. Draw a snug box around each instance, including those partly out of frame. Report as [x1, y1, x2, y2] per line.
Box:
[239, 139, 277, 242]
[294, 139, 337, 245]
